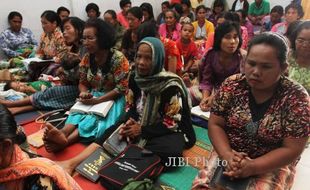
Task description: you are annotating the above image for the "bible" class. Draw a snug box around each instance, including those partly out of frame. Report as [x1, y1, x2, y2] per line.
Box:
[210, 162, 251, 190]
[75, 147, 111, 182]
[70, 100, 114, 117]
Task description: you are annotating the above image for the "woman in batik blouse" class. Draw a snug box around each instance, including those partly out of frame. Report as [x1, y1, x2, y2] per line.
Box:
[0, 11, 37, 58]
[43, 19, 129, 152]
[192, 32, 309, 190]
[288, 20, 310, 93]
[36, 10, 67, 63]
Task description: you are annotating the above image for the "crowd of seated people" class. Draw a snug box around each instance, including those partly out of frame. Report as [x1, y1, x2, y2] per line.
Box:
[0, 0, 309, 189]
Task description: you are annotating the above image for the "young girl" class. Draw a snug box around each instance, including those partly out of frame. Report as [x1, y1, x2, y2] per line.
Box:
[176, 23, 198, 75]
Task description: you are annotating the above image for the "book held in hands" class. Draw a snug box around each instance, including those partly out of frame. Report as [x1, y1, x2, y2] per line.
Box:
[70, 100, 114, 117]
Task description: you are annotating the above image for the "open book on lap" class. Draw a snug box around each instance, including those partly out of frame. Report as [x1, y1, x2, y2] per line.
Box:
[70, 100, 114, 117]
[191, 106, 210, 120]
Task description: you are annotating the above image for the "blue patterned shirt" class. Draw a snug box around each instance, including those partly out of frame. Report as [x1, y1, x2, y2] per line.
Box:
[0, 27, 38, 58]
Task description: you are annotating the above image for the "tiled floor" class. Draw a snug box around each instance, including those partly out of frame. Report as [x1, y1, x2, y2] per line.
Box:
[292, 147, 310, 190]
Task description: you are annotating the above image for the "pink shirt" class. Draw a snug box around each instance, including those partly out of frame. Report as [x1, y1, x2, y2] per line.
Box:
[158, 23, 181, 41]
[117, 12, 129, 29]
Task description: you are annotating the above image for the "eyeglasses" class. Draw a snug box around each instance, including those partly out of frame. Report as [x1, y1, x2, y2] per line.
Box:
[296, 38, 310, 46]
[81, 36, 97, 43]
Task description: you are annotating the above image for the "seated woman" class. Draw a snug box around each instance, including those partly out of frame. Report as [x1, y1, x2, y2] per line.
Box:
[199, 21, 244, 111]
[0, 17, 85, 115]
[158, 10, 182, 41]
[30, 10, 68, 80]
[0, 104, 82, 190]
[288, 20, 310, 93]
[0, 11, 37, 59]
[57, 37, 196, 175]
[192, 32, 309, 189]
[121, 7, 143, 63]
[43, 18, 129, 152]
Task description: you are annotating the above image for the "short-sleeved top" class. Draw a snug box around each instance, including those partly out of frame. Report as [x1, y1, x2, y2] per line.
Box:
[28, 81, 52, 91]
[158, 23, 182, 41]
[288, 56, 310, 93]
[176, 39, 198, 67]
[161, 37, 183, 73]
[36, 27, 68, 63]
[248, 0, 270, 16]
[117, 12, 129, 29]
[211, 74, 310, 158]
[0, 28, 37, 58]
[199, 49, 242, 93]
[79, 49, 129, 93]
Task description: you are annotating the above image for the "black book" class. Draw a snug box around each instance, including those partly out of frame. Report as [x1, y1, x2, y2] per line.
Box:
[75, 147, 111, 182]
[210, 164, 251, 190]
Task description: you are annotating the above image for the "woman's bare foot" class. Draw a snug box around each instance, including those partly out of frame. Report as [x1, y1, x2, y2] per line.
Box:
[43, 123, 68, 152]
[56, 160, 75, 176]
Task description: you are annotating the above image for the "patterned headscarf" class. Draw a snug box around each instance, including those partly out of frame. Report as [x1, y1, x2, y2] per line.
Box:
[134, 37, 190, 126]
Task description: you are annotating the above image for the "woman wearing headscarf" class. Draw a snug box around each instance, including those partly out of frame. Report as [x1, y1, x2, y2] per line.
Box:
[0, 104, 82, 190]
[56, 37, 196, 174]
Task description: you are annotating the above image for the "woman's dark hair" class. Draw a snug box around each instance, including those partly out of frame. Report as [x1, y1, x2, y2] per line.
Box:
[41, 10, 61, 26]
[127, 7, 143, 20]
[3, 81, 12, 91]
[57, 6, 70, 15]
[195, 5, 207, 15]
[285, 3, 304, 18]
[165, 9, 179, 20]
[172, 4, 183, 18]
[236, 9, 248, 19]
[104, 10, 117, 20]
[120, 0, 131, 9]
[181, 0, 191, 8]
[224, 11, 240, 23]
[213, 21, 242, 51]
[286, 20, 302, 43]
[0, 104, 22, 143]
[140, 3, 154, 20]
[137, 21, 158, 42]
[85, 18, 116, 50]
[213, 0, 225, 10]
[162, 1, 170, 8]
[247, 32, 289, 66]
[85, 3, 100, 17]
[271, 5, 284, 16]
[8, 11, 22, 21]
[63, 17, 85, 42]
[290, 21, 310, 55]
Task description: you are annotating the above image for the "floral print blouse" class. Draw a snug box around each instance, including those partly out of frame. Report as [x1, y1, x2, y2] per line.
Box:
[79, 49, 129, 94]
[211, 74, 310, 159]
[288, 56, 310, 93]
[0, 27, 37, 58]
[36, 27, 68, 63]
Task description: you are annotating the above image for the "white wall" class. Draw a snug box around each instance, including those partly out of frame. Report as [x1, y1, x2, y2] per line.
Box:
[0, 0, 292, 44]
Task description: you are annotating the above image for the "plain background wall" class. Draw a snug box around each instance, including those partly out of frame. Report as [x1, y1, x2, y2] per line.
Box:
[0, 0, 292, 44]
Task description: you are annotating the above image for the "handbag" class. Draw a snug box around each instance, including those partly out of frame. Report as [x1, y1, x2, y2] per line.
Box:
[99, 144, 163, 190]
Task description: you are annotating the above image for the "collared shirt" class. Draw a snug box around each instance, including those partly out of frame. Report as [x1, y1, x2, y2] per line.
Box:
[0, 27, 37, 58]
[248, 0, 270, 16]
